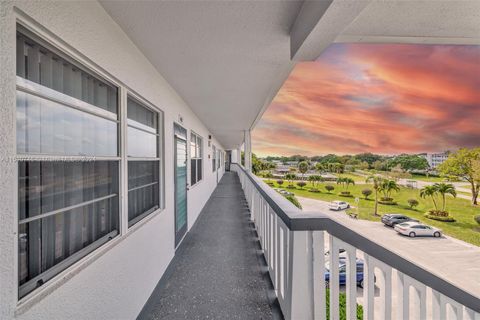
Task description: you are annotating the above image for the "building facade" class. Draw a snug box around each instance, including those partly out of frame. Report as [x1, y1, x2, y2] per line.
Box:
[0, 3, 226, 319]
[424, 152, 450, 168]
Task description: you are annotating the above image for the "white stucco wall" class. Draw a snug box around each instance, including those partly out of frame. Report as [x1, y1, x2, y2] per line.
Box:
[0, 1, 226, 319]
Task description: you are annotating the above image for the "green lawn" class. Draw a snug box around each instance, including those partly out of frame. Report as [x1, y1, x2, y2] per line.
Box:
[338, 172, 367, 183]
[409, 174, 449, 183]
[267, 180, 480, 246]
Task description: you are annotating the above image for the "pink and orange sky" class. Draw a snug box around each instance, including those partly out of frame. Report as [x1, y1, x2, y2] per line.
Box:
[252, 43, 480, 157]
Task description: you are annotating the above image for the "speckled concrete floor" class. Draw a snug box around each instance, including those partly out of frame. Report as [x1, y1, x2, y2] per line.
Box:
[137, 172, 282, 320]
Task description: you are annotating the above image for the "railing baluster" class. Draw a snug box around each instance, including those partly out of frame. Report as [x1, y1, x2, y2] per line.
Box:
[329, 235, 340, 320]
[363, 254, 375, 320]
[345, 245, 357, 320]
[379, 263, 392, 320]
[313, 231, 326, 320]
[432, 289, 445, 320]
[396, 271, 410, 320]
[464, 306, 480, 320]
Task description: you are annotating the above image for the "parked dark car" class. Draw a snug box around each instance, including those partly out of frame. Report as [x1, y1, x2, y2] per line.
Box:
[381, 214, 418, 227]
[325, 259, 373, 288]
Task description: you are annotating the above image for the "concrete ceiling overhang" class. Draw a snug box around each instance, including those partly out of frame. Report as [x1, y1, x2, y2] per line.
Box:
[101, 1, 480, 149]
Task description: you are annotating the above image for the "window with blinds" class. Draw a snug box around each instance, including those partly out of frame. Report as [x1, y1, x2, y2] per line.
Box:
[212, 145, 217, 172]
[127, 96, 160, 226]
[16, 30, 120, 298]
[190, 132, 203, 185]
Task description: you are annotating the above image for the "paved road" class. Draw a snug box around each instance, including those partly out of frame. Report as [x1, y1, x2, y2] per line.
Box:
[298, 196, 480, 315]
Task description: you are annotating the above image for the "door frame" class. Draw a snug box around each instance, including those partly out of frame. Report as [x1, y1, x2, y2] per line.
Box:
[173, 123, 188, 248]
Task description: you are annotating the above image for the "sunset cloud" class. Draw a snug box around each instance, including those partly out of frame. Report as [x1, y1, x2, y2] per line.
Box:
[253, 43, 480, 157]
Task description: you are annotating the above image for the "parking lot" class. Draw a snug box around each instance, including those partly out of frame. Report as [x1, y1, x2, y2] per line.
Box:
[297, 196, 480, 310]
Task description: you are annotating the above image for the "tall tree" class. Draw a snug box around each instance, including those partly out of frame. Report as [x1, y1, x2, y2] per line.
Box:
[366, 175, 383, 216]
[298, 161, 309, 180]
[420, 185, 439, 210]
[434, 183, 457, 211]
[438, 148, 480, 205]
[379, 180, 400, 198]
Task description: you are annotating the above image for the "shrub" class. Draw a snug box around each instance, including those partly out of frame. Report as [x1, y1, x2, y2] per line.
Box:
[475, 215, 480, 225]
[297, 181, 307, 189]
[285, 195, 302, 209]
[309, 188, 320, 193]
[407, 197, 418, 206]
[339, 191, 353, 197]
[276, 180, 284, 186]
[424, 213, 455, 222]
[361, 188, 372, 199]
[326, 288, 363, 320]
[427, 210, 450, 217]
[408, 198, 419, 209]
[287, 185, 296, 189]
[378, 200, 397, 205]
[380, 197, 394, 202]
[325, 184, 335, 193]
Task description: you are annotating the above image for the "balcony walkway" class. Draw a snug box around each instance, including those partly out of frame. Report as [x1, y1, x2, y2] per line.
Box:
[137, 172, 282, 320]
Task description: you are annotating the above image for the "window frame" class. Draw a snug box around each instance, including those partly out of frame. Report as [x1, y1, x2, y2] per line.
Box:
[125, 94, 163, 228]
[190, 131, 203, 187]
[212, 145, 217, 172]
[14, 20, 166, 303]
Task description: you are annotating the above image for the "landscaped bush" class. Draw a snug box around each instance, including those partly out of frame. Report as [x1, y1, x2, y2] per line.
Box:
[297, 181, 307, 189]
[325, 185, 335, 193]
[326, 288, 363, 320]
[339, 191, 353, 197]
[424, 213, 456, 222]
[276, 180, 284, 186]
[361, 188, 372, 199]
[427, 210, 450, 217]
[378, 196, 396, 205]
[378, 200, 397, 205]
[287, 185, 296, 189]
[475, 215, 480, 225]
[408, 198, 419, 209]
[285, 195, 302, 209]
[309, 188, 321, 193]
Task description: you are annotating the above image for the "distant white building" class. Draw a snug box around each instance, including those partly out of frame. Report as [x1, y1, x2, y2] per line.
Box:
[424, 152, 450, 168]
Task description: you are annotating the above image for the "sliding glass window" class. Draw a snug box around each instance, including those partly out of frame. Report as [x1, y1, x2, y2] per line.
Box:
[16, 29, 119, 298]
[127, 97, 161, 227]
[190, 132, 203, 186]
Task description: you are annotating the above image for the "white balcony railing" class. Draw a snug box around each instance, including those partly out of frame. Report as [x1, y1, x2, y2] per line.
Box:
[232, 164, 480, 320]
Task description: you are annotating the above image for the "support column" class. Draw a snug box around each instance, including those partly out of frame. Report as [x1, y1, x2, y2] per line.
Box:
[237, 147, 242, 164]
[244, 130, 252, 172]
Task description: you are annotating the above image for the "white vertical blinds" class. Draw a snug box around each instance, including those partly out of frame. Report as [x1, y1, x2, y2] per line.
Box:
[127, 97, 160, 226]
[16, 30, 120, 298]
[190, 132, 203, 185]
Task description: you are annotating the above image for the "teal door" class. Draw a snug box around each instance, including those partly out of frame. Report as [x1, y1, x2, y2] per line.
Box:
[174, 124, 188, 247]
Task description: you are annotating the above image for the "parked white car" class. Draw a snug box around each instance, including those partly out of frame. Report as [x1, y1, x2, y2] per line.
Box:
[394, 222, 442, 238]
[328, 201, 350, 211]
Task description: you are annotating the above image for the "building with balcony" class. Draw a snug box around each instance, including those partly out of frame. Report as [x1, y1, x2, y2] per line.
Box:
[0, 1, 479, 320]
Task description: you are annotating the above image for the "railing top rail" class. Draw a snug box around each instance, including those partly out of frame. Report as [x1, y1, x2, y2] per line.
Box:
[232, 163, 480, 312]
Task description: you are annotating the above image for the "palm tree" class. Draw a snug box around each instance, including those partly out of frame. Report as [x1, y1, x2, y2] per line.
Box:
[308, 175, 317, 188]
[420, 185, 438, 210]
[379, 180, 400, 199]
[344, 177, 355, 190]
[366, 175, 383, 216]
[434, 183, 457, 211]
